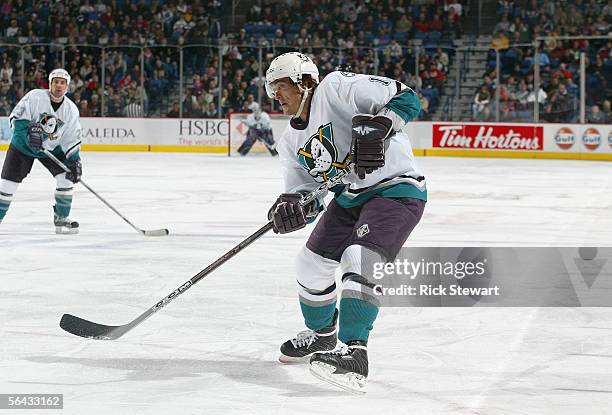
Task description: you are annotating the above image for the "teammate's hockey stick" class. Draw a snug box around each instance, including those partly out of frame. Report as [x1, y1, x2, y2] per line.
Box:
[59, 164, 351, 340]
[43, 150, 169, 237]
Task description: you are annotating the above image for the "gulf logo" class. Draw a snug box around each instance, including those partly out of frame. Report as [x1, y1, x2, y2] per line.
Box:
[582, 127, 601, 151]
[554, 127, 575, 150]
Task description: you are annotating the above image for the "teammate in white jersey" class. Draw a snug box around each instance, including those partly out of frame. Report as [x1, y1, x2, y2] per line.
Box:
[237, 104, 278, 156]
[0, 69, 83, 234]
[265, 52, 427, 393]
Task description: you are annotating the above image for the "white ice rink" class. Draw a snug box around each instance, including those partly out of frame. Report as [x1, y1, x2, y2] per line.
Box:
[1, 152, 611, 414]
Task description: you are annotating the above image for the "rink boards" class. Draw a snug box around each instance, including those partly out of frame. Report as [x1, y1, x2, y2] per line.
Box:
[1, 117, 610, 161]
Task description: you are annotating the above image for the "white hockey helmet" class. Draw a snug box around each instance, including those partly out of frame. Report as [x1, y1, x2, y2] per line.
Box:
[248, 102, 261, 114]
[48, 68, 71, 87]
[265, 52, 319, 99]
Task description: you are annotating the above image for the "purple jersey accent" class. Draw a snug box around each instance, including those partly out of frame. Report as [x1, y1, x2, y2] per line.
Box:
[306, 196, 425, 261]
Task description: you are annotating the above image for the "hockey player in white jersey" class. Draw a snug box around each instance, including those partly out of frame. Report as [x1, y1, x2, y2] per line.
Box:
[237, 104, 278, 156]
[266, 52, 427, 393]
[0, 69, 83, 234]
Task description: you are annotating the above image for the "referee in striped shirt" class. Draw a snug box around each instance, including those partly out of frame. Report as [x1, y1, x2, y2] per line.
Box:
[122, 99, 144, 117]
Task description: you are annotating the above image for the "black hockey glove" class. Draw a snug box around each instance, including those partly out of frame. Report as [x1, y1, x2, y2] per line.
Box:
[268, 193, 317, 234]
[65, 157, 82, 183]
[350, 115, 393, 179]
[28, 123, 44, 151]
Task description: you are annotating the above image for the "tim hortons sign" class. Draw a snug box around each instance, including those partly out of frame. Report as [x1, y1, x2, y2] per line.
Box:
[433, 124, 543, 150]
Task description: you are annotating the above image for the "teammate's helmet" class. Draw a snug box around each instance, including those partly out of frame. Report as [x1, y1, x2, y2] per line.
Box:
[248, 102, 261, 113]
[48, 68, 71, 87]
[265, 52, 319, 99]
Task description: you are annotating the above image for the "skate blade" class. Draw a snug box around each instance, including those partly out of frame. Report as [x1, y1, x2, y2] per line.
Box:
[278, 354, 309, 364]
[309, 362, 367, 395]
[56, 226, 79, 235]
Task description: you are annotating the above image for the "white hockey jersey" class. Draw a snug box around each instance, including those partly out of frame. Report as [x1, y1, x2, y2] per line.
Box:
[9, 89, 82, 159]
[277, 71, 427, 208]
[246, 112, 272, 131]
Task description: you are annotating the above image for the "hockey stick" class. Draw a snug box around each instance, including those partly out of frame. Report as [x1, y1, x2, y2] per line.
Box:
[59, 165, 351, 340]
[43, 150, 169, 237]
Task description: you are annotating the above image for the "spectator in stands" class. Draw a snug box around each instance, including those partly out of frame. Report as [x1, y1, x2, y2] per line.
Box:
[0, 61, 12, 85]
[491, 31, 510, 50]
[429, 13, 444, 33]
[473, 85, 492, 121]
[204, 102, 218, 117]
[220, 88, 231, 115]
[395, 14, 412, 34]
[527, 85, 548, 105]
[167, 102, 180, 118]
[106, 94, 123, 117]
[243, 94, 257, 112]
[494, 15, 511, 35]
[445, 0, 463, 20]
[89, 94, 101, 117]
[79, 100, 92, 117]
[5, 19, 19, 37]
[436, 48, 450, 71]
[602, 100, 612, 121]
[0, 70, 11, 89]
[0, 96, 11, 116]
[587, 105, 607, 123]
[68, 74, 85, 95]
[385, 40, 403, 61]
[414, 12, 429, 34]
[418, 91, 431, 120]
[428, 63, 445, 89]
[515, 80, 530, 106]
[545, 83, 574, 122]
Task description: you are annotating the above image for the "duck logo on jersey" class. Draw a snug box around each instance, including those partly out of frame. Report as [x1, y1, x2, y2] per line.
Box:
[297, 123, 349, 182]
[37, 112, 64, 141]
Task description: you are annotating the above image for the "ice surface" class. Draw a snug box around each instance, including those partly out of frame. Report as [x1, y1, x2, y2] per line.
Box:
[1, 153, 611, 414]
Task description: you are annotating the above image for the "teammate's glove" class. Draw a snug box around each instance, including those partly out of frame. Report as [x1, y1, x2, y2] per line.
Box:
[65, 158, 82, 183]
[350, 115, 393, 179]
[268, 193, 317, 234]
[28, 123, 45, 151]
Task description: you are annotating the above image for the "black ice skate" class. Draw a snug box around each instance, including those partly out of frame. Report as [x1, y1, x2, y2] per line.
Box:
[309, 340, 369, 394]
[54, 212, 79, 234]
[279, 310, 338, 363]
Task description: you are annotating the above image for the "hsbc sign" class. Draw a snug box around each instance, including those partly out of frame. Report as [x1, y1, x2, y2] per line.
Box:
[433, 124, 544, 150]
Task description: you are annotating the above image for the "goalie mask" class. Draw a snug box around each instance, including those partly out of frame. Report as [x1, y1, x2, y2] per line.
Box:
[265, 52, 319, 118]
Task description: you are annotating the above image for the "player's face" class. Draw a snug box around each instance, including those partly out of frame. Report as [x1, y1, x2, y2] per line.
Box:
[50, 78, 68, 99]
[271, 80, 301, 115]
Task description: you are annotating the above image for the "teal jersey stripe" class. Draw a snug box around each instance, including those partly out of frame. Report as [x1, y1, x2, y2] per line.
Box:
[335, 182, 427, 208]
[11, 119, 75, 160]
[385, 88, 421, 122]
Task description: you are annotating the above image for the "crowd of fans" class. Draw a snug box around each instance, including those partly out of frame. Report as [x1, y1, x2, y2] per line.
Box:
[5, 1, 610, 123]
[183, 0, 463, 119]
[1, 0, 222, 117]
[1, 0, 462, 120]
[473, 0, 612, 123]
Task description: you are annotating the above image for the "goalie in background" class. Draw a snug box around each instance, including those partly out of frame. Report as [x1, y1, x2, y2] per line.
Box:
[237, 103, 278, 156]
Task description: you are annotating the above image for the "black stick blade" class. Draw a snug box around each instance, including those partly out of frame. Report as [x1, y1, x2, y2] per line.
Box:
[60, 314, 122, 340]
